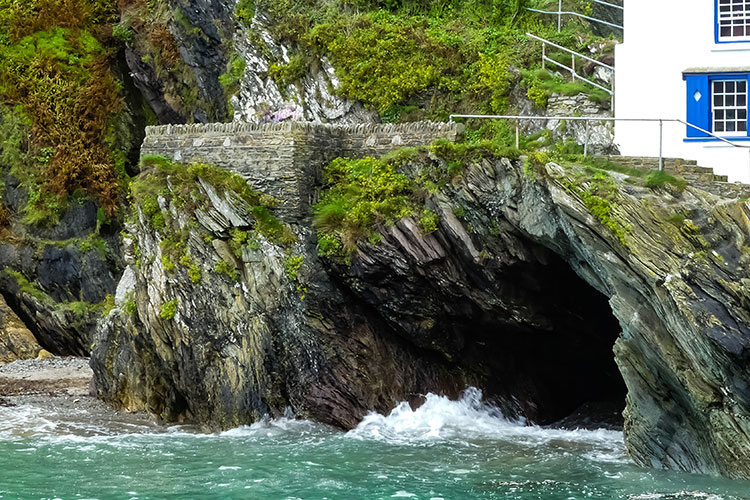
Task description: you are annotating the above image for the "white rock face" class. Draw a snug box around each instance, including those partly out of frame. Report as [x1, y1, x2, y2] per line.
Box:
[230, 14, 376, 124]
[114, 266, 137, 306]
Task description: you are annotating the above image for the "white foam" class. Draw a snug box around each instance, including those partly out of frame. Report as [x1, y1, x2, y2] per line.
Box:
[346, 387, 625, 456]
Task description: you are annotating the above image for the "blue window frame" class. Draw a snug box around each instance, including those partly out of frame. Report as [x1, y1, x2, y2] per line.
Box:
[683, 71, 750, 141]
[716, 0, 750, 43]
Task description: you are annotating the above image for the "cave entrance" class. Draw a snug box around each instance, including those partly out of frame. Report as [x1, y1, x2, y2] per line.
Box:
[461, 251, 627, 428]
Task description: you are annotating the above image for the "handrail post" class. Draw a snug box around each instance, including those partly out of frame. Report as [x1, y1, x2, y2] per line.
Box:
[515, 121, 520, 150]
[584, 121, 590, 157]
[659, 119, 664, 171]
[558, 0, 562, 31]
[542, 43, 546, 70]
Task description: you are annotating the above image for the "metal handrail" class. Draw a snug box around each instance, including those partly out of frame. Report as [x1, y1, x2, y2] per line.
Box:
[527, 7, 623, 31]
[447, 114, 750, 173]
[525, 33, 615, 108]
[591, 0, 623, 10]
[526, 33, 614, 70]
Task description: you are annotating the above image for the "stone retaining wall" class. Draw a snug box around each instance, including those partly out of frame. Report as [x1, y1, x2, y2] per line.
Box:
[141, 121, 463, 218]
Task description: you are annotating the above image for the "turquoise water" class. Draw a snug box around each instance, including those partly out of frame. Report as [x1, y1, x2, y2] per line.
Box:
[1, 389, 749, 500]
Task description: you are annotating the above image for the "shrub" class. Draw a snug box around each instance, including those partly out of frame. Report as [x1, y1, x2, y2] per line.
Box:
[314, 156, 415, 257]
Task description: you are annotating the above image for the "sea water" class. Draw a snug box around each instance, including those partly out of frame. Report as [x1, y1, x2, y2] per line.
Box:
[1, 388, 749, 499]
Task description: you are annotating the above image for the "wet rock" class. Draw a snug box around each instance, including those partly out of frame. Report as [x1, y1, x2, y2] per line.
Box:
[92, 150, 750, 479]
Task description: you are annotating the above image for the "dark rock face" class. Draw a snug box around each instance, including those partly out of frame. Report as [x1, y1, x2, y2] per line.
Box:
[122, 0, 234, 124]
[92, 151, 750, 478]
[0, 177, 123, 356]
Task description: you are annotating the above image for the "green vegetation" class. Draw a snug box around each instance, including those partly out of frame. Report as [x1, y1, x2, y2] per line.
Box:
[314, 156, 416, 257]
[214, 259, 238, 280]
[129, 156, 295, 283]
[0, 0, 128, 223]
[235, 0, 256, 24]
[314, 140, 509, 259]
[3, 267, 49, 302]
[268, 54, 307, 92]
[238, 0, 612, 123]
[561, 169, 630, 246]
[160, 299, 178, 321]
[523, 68, 611, 108]
[132, 155, 295, 245]
[419, 208, 439, 234]
[219, 52, 247, 97]
[79, 234, 109, 257]
[123, 291, 137, 316]
[284, 254, 303, 281]
[645, 170, 687, 191]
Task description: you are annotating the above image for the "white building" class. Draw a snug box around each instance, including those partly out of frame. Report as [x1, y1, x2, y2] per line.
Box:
[615, 0, 750, 183]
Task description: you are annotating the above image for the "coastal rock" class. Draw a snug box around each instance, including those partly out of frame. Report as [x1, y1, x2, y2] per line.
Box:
[0, 294, 41, 363]
[0, 177, 123, 357]
[230, 15, 375, 124]
[92, 149, 750, 479]
[92, 164, 471, 429]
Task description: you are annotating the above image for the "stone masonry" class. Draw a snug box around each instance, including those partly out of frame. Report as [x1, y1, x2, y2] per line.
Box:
[141, 121, 464, 219]
[597, 155, 750, 199]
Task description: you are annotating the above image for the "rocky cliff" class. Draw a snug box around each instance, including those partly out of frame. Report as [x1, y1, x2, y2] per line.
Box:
[92, 147, 750, 479]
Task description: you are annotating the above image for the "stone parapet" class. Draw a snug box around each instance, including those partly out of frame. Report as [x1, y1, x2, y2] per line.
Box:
[141, 121, 463, 219]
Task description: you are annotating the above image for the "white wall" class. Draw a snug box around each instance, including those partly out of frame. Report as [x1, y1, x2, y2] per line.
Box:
[615, 0, 750, 183]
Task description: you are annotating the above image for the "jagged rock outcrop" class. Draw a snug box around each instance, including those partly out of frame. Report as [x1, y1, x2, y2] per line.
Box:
[0, 294, 41, 363]
[119, 2, 373, 125]
[230, 13, 375, 124]
[92, 161, 478, 429]
[93, 147, 750, 478]
[0, 177, 123, 356]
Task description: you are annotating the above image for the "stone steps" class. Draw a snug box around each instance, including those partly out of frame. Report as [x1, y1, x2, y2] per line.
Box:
[593, 155, 749, 199]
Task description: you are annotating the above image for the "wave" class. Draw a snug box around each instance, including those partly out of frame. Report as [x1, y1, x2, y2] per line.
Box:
[345, 387, 625, 453]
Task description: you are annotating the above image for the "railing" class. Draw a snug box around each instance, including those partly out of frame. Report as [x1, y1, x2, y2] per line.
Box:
[447, 114, 750, 173]
[525, 33, 614, 108]
[527, 0, 623, 32]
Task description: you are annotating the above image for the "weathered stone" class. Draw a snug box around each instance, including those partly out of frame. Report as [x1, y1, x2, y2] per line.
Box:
[93, 145, 750, 480]
[141, 121, 464, 220]
[0, 294, 41, 363]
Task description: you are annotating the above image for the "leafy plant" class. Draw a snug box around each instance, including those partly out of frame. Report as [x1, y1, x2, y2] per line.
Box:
[160, 299, 178, 321]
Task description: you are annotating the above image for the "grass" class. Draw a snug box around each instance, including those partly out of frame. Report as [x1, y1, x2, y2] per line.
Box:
[645, 170, 687, 190]
[314, 140, 510, 259]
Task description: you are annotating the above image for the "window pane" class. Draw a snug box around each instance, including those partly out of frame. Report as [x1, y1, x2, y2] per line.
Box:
[716, 122, 725, 132]
[715, 95, 724, 106]
[728, 95, 736, 106]
[715, 81, 724, 93]
[739, 95, 747, 106]
[716, 110, 725, 120]
[740, 81, 747, 92]
[740, 122, 747, 132]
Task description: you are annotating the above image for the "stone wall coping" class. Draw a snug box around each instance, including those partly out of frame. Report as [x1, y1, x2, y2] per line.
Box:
[144, 120, 464, 137]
